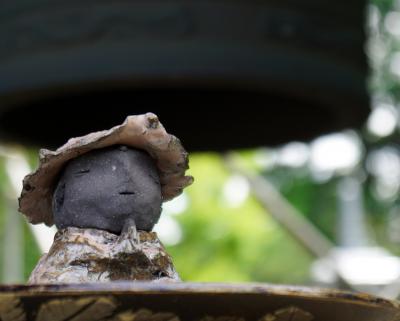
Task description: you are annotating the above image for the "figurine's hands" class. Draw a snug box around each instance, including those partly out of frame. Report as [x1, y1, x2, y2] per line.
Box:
[116, 218, 138, 252]
[121, 218, 138, 239]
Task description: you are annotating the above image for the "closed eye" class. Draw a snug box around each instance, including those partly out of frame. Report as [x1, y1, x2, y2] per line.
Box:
[75, 169, 90, 176]
[119, 191, 135, 195]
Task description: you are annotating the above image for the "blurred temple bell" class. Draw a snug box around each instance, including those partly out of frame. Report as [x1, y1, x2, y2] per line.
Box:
[0, 0, 369, 151]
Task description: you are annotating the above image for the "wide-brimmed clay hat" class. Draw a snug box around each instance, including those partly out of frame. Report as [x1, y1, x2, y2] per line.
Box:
[18, 113, 193, 226]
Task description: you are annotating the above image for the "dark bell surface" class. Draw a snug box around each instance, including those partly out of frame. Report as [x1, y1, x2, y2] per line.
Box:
[0, 1, 368, 150]
[53, 145, 162, 234]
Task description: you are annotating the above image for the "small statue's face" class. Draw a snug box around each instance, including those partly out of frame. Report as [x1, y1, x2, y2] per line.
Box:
[53, 146, 162, 234]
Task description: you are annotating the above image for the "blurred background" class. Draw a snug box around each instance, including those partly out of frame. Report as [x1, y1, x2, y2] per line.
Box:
[0, 0, 400, 300]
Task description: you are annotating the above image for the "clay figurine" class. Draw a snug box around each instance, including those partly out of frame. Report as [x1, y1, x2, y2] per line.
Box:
[18, 113, 193, 284]
[53, 145, 162, 234]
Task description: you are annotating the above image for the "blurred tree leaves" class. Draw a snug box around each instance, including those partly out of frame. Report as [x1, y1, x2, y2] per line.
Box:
[166, 154, 313, 284]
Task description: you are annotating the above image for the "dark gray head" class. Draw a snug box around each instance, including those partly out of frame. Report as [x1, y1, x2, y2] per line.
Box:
[53, 145, 162, 234]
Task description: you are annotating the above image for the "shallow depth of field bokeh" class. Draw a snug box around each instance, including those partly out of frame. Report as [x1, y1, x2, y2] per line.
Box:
[0, 0, 400, 299]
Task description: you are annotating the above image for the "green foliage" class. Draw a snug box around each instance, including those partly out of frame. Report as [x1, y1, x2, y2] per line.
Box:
[23, 223, 41, 280]
[371, 0, 395, 13]
[166, 153, 313, 284]
[0, 154, 41, 282]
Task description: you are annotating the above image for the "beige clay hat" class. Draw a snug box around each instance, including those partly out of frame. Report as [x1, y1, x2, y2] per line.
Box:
[18, 113, 193, 226]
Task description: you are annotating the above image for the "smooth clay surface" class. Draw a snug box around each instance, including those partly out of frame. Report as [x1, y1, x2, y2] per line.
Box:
[53, 145, 162, 234]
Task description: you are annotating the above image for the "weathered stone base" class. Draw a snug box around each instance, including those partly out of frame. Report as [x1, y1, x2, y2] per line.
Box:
[28, 226, 180, 284]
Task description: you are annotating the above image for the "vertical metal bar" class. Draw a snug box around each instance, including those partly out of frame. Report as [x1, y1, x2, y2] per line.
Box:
[337, 177, 370, 247]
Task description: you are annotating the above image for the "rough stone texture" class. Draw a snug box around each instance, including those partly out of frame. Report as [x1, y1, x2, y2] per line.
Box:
[0, 285, 399, 321]
[0, 295, 26, 321]
[19, 113, 193, 226]
[259, 306, 314, 321]
[28, 227, 180, 284]
[53, 146, 162, 233]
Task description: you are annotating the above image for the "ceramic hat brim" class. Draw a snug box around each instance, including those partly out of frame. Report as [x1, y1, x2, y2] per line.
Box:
[18, 113, 193, 226]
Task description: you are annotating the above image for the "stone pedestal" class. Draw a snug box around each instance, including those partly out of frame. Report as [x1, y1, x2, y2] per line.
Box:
[28, 227, 179, 284]
[0, 283, 398, 321]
